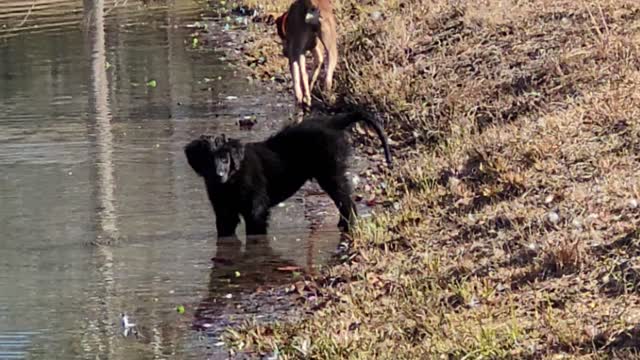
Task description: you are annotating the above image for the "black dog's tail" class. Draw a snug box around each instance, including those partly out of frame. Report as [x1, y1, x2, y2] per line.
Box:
[327, 111, 393, 167]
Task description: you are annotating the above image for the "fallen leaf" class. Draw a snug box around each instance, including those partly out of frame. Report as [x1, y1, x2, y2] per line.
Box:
[366, 195, 377, 207]
[277, 266, 302, 272]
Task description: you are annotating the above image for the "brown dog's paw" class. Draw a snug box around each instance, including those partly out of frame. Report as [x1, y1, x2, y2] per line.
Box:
[302, 101, 312, 114]
[288, 111, 304, 125]
[321, 92, 337, 106]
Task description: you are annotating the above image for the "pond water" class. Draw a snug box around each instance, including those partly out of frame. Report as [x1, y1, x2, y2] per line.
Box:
[0, 1, 348, 358]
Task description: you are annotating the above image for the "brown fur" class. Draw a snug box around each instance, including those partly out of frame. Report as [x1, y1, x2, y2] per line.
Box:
[275, 0, 338, 114]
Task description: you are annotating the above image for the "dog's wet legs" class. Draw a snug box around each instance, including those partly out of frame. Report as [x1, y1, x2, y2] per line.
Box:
[214, 209, 240, 238]
[298, 53, 312, 109]
[319, 19, 338, 98]
[245, 221, 268, 236]
[243, 207, 270, 236]
[309, 44, 324, 94]
[316, 174, 357, 232]
[290, 56, 304, 109]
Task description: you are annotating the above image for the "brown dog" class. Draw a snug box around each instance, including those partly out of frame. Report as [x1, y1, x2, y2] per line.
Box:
[275, 0, 337, 114]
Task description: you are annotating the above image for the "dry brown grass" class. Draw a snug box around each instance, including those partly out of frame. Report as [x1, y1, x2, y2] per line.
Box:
[223, 0, 640, 358]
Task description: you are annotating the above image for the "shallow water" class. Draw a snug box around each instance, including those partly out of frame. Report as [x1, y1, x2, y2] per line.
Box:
[0, 1, 346, 358]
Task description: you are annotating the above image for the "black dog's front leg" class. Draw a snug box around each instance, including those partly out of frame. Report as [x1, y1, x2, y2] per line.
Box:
[245, 216, 269, 235]
[213, 201, 240, 238]
[216, 213, 240, 238]
[243, 196, 270, 236]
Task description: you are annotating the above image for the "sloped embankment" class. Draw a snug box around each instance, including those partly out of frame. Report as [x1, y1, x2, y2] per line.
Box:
[230, 0, 640, 358]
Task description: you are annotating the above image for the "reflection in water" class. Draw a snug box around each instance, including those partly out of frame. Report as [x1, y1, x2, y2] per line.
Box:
[85, 0, 118, 247]
[192, 229, 353, 344]
[82, 0, 120, 357]
[192, 236, 300, 337]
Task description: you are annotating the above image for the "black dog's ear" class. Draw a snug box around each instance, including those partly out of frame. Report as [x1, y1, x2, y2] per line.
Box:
[213, 134, 227, 150]
[184, 139, 211, 177]
[227, 140, 245, 171]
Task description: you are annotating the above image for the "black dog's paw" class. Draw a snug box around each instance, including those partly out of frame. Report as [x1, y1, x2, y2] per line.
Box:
[337, 218, 350, 233]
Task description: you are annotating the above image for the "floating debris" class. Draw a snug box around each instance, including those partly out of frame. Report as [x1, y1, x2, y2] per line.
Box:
[276, 266, 302, 273]
[546, 211, 560, 224]
[121, 313, 138, 337]
[237, 115, 257, 129]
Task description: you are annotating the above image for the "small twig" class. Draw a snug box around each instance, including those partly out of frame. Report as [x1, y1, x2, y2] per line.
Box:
[15, 0, 37, 29]
[582, 0, 604, 42]
[595, 1, 610, 39]
[105, 0, 129, 16]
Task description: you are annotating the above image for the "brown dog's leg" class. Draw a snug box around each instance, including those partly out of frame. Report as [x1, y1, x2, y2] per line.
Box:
[298, 53, 312, 109]
[290, 56, 304, 108]
[319, 17, 338, 96]
[309, 43, 324, 94]
[300, 54, 311, 113]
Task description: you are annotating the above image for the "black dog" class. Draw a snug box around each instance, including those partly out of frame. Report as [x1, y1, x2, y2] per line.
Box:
[184, 111, 392, 238]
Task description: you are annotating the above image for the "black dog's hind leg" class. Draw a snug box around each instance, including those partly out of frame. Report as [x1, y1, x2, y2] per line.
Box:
[244, 214, 269, 235]
[316, 174, 358, 232]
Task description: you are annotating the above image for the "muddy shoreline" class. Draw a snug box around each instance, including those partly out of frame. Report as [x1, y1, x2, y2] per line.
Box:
[184, 4, 389, 358]
[199, 0, 640, 358]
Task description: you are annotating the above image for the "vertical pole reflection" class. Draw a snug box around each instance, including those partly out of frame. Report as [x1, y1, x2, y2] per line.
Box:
[85, 0, 119, 244]
[83, 0, 119, 357]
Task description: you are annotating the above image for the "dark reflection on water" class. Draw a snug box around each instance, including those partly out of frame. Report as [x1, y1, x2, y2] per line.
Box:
[0, 0, 342, 358]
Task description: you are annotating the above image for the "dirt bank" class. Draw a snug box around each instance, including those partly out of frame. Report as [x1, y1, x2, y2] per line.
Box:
[211, 0, 640, 358]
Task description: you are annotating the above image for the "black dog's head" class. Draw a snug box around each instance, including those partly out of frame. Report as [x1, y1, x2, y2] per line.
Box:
[211, 139, 245, 184]
[184, 134, 245, 184]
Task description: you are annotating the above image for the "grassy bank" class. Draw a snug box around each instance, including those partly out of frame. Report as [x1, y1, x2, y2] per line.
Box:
[223, 0, 640, 358]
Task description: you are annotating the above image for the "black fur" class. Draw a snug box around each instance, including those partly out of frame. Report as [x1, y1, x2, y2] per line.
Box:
[184, 111, 392, 238]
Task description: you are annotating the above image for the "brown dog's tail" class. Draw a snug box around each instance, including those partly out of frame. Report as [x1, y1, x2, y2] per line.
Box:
[327, 111, 393, 167]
